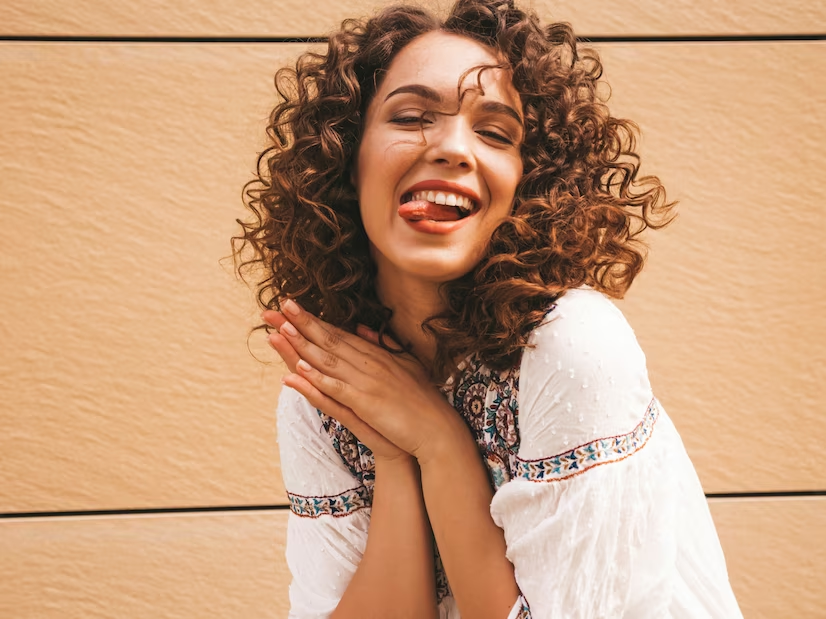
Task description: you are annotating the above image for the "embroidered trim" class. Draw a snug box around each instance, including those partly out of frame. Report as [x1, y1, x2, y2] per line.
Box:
[317, 411, 376, 494]
[447, 354, 521, 491]
[314, 411, 451, 602]
[433, 543, 451, 603]
[515, 595, 531, 619]
[287, 485, 372, 518]
[513, 398, 660, 483]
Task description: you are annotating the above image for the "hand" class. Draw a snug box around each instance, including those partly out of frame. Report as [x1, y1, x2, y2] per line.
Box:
[264, 305, 406, 461]
[263, 300, 462, 464]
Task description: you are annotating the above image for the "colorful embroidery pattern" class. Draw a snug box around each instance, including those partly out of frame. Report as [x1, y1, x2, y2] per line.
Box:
[444, 354, 521, 491]
[287, 485, 372, 518]
[440, 304, 557, 492]
[317, 412, 376, 495]
[513, 398, 660, 483]
[515, 596, 531, 619]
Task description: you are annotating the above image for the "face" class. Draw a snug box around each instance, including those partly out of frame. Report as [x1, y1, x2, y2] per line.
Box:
[354, 30, 524, 284]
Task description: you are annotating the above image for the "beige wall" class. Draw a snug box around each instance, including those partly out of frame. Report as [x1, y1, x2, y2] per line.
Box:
[1, 1, 824, 617]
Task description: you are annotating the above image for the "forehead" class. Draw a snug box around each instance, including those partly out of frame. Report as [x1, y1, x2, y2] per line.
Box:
[377, 31, 518, 103]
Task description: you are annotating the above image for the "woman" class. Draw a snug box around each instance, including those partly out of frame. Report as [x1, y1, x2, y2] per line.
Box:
[234, 0, 743, 616]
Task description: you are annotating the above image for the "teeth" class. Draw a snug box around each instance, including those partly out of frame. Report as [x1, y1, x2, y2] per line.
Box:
[411, 190, 474, 213]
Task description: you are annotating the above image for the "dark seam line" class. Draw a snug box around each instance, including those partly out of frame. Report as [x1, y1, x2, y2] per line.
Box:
[0, 504, 291, 520]
[0, 34, 824, 44]
[706, 490, 826, 499]
[0, 35, 328, 43]
[2, 491, 824, 519]
[583, 34, 825, 42]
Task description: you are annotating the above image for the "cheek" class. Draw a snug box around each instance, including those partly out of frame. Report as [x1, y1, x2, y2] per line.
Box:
[492, 156, 523, 210]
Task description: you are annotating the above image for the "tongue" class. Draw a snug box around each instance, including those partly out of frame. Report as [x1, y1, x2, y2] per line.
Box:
[398, 200, 460, 222]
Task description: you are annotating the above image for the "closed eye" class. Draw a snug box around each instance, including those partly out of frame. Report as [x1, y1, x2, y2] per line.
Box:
[477, 129, 514, 145]
[390, 114, 432, 126]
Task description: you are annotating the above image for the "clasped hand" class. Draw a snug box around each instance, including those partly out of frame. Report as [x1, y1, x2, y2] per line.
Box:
[263, 300, 460, 464]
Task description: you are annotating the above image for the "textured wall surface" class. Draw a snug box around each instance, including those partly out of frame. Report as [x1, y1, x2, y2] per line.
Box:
[2, 0, 825, 36]
[1, 1, 824, 617]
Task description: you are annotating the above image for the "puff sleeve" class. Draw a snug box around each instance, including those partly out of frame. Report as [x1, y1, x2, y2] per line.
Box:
[276, 386, 372, 618]
[490, 289, 742, 618]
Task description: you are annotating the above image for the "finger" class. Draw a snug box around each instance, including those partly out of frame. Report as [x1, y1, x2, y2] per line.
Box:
[295, 360, 424, 456]
[294, 358, 357, 408]
[282, 372, 398, 453]
[279, 320, 363, 381]
[282, 299, 374, 356]
[261, 309, 288, 330]
[267, 331, 301, 373]
[356, 324, 381, 346]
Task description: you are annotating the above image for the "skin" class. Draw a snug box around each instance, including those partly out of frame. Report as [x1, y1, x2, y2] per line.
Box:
[354, 30, 524, 364]
[266, 31, 524, 618]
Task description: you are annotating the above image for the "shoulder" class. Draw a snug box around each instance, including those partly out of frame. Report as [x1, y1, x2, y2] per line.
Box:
[276, 384, 324, 447]
[276, 386, 362, 497]
[516, 288, 654, 458]
[532, 287, 643, 359]
[523, 287, 649, 385]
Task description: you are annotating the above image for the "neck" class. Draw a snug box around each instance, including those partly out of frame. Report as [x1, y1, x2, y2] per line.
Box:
[375, 267, 447, 369]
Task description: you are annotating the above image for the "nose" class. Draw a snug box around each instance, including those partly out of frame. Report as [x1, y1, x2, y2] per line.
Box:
[425, 116, 475, 170]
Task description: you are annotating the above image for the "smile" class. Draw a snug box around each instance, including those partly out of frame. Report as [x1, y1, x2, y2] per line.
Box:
[397, 180, 482, 235]
[405, 190, 475, 216]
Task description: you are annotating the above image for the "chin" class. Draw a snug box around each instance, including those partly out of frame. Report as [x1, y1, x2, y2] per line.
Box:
[370, 241, 484, 285]
[400, 256, 478, 283]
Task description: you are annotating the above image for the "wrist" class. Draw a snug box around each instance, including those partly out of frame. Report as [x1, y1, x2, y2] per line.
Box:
[416, 407, 477, 469]
[374, 452, 419, 475]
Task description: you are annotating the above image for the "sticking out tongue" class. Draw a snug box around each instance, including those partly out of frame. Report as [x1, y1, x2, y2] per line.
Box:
[398, 199, 461, 222]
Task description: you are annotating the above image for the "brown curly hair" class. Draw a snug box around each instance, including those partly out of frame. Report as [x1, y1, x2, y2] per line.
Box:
[234, 0, 674, 381]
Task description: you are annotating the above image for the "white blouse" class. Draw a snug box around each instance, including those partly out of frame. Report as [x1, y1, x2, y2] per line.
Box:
[276, 288, 743, 618]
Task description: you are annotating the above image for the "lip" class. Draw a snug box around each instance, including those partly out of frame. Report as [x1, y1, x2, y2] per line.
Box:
[402, 180, 482, 206]
[398, 180, 483, 235]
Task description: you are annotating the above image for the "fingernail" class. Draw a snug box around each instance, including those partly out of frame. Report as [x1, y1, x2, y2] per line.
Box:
[297, 359, 312, 372]
[281, 321, 298, 336]
[283, 299, 300, 316]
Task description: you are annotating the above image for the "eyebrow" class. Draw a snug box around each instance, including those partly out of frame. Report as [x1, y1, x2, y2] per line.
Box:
[385, 84, 442, 103]
[385, 84, 523, 125]
[479, 100, 523, 125]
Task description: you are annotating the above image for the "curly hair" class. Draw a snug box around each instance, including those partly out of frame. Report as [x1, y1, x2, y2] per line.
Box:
[233, 0, 675, 381]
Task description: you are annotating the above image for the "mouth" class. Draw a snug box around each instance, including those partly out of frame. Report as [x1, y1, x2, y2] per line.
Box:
[399, 190, 476, 221]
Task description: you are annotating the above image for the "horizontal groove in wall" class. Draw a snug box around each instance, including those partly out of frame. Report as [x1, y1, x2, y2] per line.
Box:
[0, 34, 824, 44]
[0, 504, 291, 520]
[2, 491, 824, 520]
[705, 490, 826, 499]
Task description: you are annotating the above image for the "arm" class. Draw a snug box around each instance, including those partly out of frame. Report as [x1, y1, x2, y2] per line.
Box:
[267, 303, 518, 617]
[418, 420, 521, 619]
[488, 290, 665, 617]
[278, 389, 438, 619]
[486, 289, 741, 617]
[276, 386, 372, 616]
[332, 455, 438, 619]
